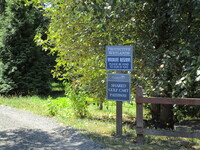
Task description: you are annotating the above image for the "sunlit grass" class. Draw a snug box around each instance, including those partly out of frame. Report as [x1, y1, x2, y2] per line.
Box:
[51, 82, 65, 91]
[0, 95, 48, 115]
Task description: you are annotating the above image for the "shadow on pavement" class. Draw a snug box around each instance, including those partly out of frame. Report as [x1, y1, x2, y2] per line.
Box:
[0, 128, 101, 150]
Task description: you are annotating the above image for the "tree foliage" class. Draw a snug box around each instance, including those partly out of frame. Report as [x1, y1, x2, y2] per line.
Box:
[0, 0, 52, 95]
[32, 0, 138, 107]
[134, 0, 200, 126]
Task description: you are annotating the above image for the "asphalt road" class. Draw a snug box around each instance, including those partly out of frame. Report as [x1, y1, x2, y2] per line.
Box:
[0, 105, 104, 150]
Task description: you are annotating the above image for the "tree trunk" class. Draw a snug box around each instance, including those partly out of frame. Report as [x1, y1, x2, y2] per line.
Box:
[159, 104, 174, 129]
[99, 102, 103, 110]
[151, 104, 160, 128]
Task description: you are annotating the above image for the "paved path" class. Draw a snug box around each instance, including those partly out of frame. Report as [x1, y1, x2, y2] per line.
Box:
[0, 105, 104, 150]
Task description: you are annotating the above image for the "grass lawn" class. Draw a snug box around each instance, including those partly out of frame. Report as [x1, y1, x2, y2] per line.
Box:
[0, 90, 200, 149]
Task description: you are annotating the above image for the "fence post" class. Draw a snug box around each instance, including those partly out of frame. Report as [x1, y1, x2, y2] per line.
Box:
[136, 86, 144, 144]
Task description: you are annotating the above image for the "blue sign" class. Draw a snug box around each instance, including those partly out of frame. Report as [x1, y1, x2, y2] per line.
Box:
[106, 46, 133, 71]
[107, 73, 131, 101]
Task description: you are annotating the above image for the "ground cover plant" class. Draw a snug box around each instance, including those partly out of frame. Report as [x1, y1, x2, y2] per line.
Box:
[0, 83, 200, 149]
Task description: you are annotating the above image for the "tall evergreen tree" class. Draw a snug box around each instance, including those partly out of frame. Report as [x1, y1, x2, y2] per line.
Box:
[0, 0, 51, 95]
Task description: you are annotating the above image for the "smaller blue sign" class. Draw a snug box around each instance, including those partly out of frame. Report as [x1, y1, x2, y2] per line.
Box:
[106, 46, 133, 71]
[107, 73, 131, 101]
[107, 56, 132, 70]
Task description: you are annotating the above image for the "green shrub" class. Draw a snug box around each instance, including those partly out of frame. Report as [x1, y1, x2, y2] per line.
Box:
[64, 82, 93, 118]
[47, 83, 93, 118]
[47, 96, 72, 117]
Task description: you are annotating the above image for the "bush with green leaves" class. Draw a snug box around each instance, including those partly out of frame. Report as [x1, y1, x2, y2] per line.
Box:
[64, 82, 95, 118]
[47, 96, 72, 117]
[47, 82, 94, 118]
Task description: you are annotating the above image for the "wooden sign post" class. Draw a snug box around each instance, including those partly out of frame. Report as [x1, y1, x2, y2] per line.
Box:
[116, 101, 123, 136]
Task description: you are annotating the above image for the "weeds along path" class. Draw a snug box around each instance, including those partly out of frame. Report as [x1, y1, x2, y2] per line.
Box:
[0, 105, 104, 150]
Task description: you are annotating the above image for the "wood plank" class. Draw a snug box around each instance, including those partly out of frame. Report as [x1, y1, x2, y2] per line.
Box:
[144, 129, 200, 139]
[136, 103, 143, 127]
[136, 86, 144, 128]
[136, 127, 144, 134]
[116, 101, 122, 136]
[136, 102, 144, 144]
[136, 97, 200, 105]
